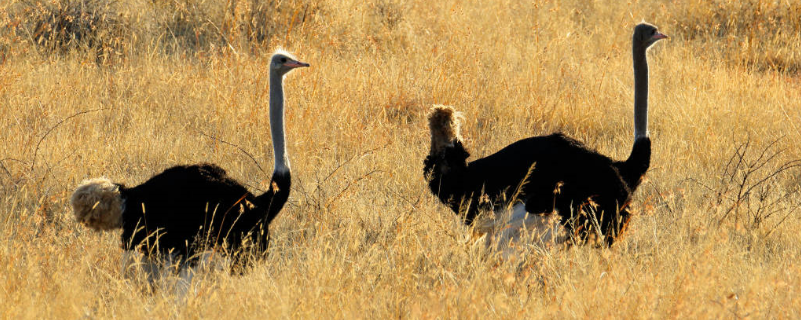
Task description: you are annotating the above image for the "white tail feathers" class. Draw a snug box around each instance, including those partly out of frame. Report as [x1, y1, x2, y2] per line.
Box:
[71, 177, 124, 231]
[474, 203, 566, 254]
[427, 105, 463, 154]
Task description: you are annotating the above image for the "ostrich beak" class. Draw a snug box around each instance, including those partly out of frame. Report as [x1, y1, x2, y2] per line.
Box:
[652, 32, 668, 40]
[285, 60, 310, 68]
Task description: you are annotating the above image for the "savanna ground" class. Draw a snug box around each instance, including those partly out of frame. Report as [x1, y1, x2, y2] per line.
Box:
[1, 0, 801, 318]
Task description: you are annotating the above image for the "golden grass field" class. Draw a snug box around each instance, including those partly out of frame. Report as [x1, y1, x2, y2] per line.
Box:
[2, 0, 801, 318]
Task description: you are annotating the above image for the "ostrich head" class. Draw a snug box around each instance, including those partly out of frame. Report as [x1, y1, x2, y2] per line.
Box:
[633, 23, 667, 51]
[71, 178, 124, 231]
[270, 50, 310, 76]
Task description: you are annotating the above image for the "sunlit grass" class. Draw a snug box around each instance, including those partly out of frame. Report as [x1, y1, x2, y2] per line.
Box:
[1, 0, 800, 318]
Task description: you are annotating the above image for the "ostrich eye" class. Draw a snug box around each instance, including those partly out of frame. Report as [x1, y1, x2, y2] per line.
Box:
[280, 57, 287, 63]
[651, 29, 656, 35]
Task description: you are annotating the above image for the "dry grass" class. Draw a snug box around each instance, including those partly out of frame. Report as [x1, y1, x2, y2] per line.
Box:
[1, 0, 801, 318]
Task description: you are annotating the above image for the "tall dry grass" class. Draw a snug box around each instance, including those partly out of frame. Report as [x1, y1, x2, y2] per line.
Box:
[1, 0, 801, 318]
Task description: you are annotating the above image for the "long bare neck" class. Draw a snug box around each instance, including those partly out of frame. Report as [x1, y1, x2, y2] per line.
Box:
[270, 72, 290, 174]
[633, 46, 649, 139]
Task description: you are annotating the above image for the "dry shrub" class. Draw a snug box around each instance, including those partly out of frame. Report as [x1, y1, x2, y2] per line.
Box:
[122, 0, 323, 54]
[699, 138, 801, 234]
[364, 0, 409, 50]
[3, 0, 129, 62]
[148, 0, 228, 54]
[371, 0, 403, 30]
[669, 0, 801, 73]
[237, 0, 322, 45]
[0, 0, 323, 58]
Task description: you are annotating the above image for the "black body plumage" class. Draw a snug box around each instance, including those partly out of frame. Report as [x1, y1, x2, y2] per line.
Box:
[424, 133, 635, 244]
[118, 163, 290, 265]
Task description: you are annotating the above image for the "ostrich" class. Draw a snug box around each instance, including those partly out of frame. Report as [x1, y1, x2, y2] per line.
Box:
[424, 23, 666, 246]
[70, 50, 309, 272]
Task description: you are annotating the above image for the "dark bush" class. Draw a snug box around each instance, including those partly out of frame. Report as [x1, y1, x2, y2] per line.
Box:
[20, 0, 128, 60]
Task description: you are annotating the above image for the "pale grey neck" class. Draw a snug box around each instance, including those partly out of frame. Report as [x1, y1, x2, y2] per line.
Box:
[270, 73, 290, 173]
[633, 47, 649, 139]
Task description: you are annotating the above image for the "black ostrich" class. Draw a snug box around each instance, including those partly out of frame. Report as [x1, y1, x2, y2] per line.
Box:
[423, 23, 666, 246]
[71, 50, 309, 270]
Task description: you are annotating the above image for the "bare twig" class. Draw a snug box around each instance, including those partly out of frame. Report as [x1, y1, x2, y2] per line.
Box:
[323, 169, 384, 211]
[704, 137, 801, 233]
[191, 128, 266, 174]
[30, 107, 107, 173]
